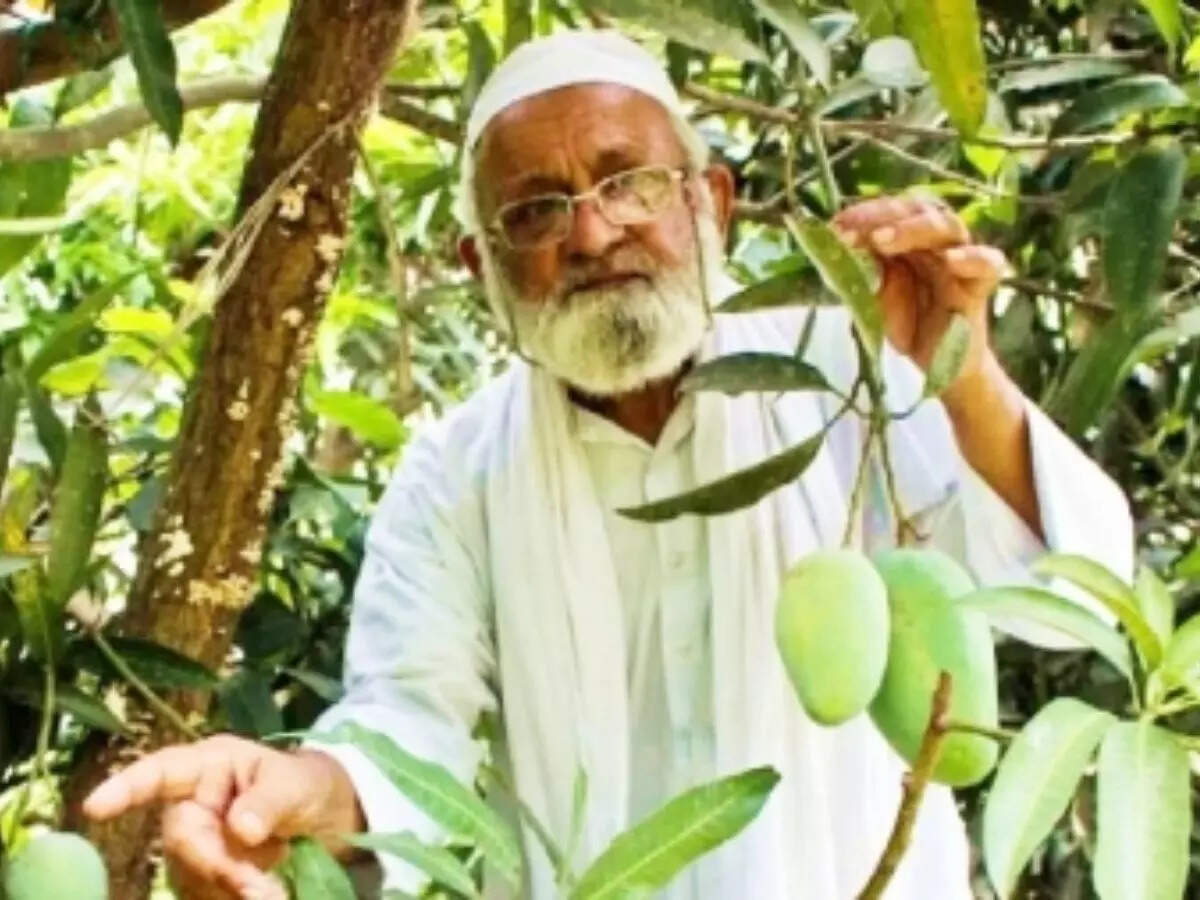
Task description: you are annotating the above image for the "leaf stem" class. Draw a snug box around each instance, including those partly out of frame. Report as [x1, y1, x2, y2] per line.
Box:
[856, 672, 953, 900]
[943, 719, 1017, 742]
[90, 629, 201, 741]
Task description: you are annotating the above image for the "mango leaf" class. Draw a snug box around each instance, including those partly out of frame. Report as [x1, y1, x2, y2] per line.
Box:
[1132, 566, 1174, 653]
[896, 0, 987, 134]
[218, 669, 284, 738]
[752, 0, 831, 86]
[1033, 554, 1163, 669]
[1137, 306, 1200, 361]
[0, 100, 72, 277]
[923, 313, 971, 397]
[286, 837, 356, 900]
[1160, 612, 1200, 689]
[785, 216, 884, 358]
[717, 270, 828, 312]
[45, 395, 108, 611]
[5, 680, 126, 733]
[1094, 722, 1190, 900]
[681, 353, 832, 396]
[11, 566, 60, 663]
[1050, 75, 1187, 136]
[54, 69, 115, 118]
[24, 381, 67, 474]
[1048, 312, 1158, 436]
[72, 636, 218, 690]
[309, 389, 405, 451]
[847, 0, 897, 37]
[1138, 0, 1181, 52]
[306, 722, 522, 889]
[40, 352, 106, 396]
[583, 0, 768, 63]
[959, 587, 1132, 678]
[1103, 141, 1184, 315]
[0, 553, 38, 578]
[460, 21, 498, 115]
[983, 698, 1115, 898]
[283, 667, 344, 702]
[1175, 544, 1200, 580]
[997, 58, 1132, 94]
[346, 833, 480, 898]
[570, 767, 779, 899]
[620, 432, 825, 522]
[110, 0, 183, 145]
[24, 271, 141, 384]
[0, 371, 19, 491]
[503, 0, 534, 55]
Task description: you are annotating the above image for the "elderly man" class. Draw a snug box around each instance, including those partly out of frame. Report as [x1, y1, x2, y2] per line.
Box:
[84, 30, 1131, 900]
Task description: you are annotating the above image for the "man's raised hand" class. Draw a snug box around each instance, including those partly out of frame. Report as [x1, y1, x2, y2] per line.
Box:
[83, 734, 361, 900]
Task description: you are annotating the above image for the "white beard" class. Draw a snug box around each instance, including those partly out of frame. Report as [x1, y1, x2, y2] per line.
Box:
[480, 213, 726, 397]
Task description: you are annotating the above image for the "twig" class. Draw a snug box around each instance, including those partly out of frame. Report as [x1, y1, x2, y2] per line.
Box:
[857, 672, 953, 900]
[90, 629, 201, 741]
[377, 89, 462, 144]
[842, 409, 875, 548]
[1001, 276, 1112, 312]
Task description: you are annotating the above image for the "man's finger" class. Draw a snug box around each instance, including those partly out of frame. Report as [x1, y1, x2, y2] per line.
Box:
[84, 746, 213, 820]
[832, 196, 926, 235]
[942, 245, 1009, 282]
[163, 801, 284, 900]
[225, 754, 310, 846]
[866, 207, 969, 255]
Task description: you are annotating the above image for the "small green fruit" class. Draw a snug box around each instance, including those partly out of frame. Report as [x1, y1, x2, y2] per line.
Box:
[775, 548, 890, 726]
[3, 831, 108, 900]
[869, 549, 1000, 787]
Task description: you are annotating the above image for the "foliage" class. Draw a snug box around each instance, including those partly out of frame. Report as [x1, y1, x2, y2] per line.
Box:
[0, 0, 1198, 895]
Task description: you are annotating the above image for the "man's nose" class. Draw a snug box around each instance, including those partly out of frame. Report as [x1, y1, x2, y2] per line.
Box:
[563, 197, 624, 259]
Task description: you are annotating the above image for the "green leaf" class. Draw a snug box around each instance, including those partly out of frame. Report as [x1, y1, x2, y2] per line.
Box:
[25, 381, 67, 474]
[983, 698, 1115, 898]
[570, 767, 779, 899]
[785, 216, 884, 358]
[896, 0, 987, 134]
[1103, 141, 1185, 315]
[40, 352, 106, 396]
[752, 0, 831, 86]
[346, 833, 480, 898]
[681, 353, 832, 396]
[1033, 554, 1163, 669]
[997, 58, 1132, 94]
[717, 270, 828, 313]
[5, 681, 126, 733]
[306, 722, 523, 888]
[619, 432, 825, 522]
[959, 587, 1133, 678]
[110, 0, 184, 145]
[0, 371, 19, 493]
[1160, 612, 1200, 689]
[73, 636, 218, 690]
[11, 565, 60, 664]
[923, 313, 971, 397]
[55, 69, 115, 118]
[1175, 543, 1200, 580]
[1094, 721, 1190, 900]
[847, 0, 897, 38]
[218, 669, 284, 738]
[1047, 312, 1159, 436]
[583, 0, 768, 63]
[503, 0, 534, 55]
[1138, 0, 1181, 51]
[25, 271, 140, 384]
[0, 101, 72, 277]
[1051, 75, 1187, 136]
[1132, 566, 1174, 653]
[0, 553, 39, 578]
[283, 667, 344, 703]
[286, 837, 356, 900]
[309, 389, 405, 451]
[461, 21, 498, 115]
[45, 395, 108, 611]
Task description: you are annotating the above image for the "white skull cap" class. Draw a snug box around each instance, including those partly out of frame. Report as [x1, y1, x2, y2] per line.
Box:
[464, 29, 689, 151]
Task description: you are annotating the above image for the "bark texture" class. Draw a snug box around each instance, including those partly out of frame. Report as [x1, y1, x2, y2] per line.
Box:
[0, 0, 232, 96]
[60, 0, 418, 896]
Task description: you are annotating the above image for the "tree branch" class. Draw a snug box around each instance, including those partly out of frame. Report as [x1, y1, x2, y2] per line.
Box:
[0, 0, 232, 96]
[857, 672, 953, 900]
[0, 75, 461, 163]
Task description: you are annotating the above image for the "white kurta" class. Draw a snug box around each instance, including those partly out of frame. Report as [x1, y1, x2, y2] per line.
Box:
[308, 305, 1133, 899]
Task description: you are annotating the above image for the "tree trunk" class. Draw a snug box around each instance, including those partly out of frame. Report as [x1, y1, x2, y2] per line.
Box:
[61, 0, 418, 896]
[0, 0, 233, 96]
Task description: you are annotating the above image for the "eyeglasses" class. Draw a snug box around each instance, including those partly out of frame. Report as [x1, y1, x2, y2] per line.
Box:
[488, 164, 689, 250]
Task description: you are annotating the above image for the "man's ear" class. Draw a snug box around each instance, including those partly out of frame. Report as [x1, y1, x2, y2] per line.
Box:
[700, 164, 735, 238]
[459, 235, 483, 280]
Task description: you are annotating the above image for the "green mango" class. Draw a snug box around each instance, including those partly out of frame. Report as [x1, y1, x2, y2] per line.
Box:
[870, 549, 999, 787]
[775, 549, 890, 726]
[3, 831, 108, 900]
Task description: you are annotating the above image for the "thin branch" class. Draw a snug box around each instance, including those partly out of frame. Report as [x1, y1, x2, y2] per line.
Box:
[943, 719, 1017, 742]
[857, 672, 953, 900]
[1, 75, 462, 164]
[1002, 276, 1113, 313]
[383, 81, 460, 99]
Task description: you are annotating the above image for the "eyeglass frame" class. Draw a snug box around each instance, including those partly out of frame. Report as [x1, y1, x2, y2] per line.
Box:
[484, 163, 695, 251]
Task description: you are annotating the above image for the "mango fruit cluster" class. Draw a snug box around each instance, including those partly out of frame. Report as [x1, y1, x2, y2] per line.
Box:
[775, 547, 999, 787]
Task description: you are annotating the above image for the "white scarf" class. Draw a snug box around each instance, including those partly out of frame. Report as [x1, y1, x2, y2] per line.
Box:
[481, 307, 970, 898]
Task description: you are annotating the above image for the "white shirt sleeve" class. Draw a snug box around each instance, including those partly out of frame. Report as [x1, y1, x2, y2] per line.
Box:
[302, 424, 497, 892]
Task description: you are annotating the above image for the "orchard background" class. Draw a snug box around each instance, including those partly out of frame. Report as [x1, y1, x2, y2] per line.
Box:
[0, 0, 1198, 897]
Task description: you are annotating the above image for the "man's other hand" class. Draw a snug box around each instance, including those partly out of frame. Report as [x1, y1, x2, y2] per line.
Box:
[83, 735, 362, 900]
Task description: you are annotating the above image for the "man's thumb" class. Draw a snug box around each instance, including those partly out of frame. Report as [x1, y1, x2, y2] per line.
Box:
[226, 758, 307, 846]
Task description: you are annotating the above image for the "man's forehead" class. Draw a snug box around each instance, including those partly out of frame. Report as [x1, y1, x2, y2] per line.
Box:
[475, 83, 683, 183]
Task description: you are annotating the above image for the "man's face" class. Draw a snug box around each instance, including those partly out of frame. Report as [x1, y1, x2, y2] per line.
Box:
[470, 83, 730, 396]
